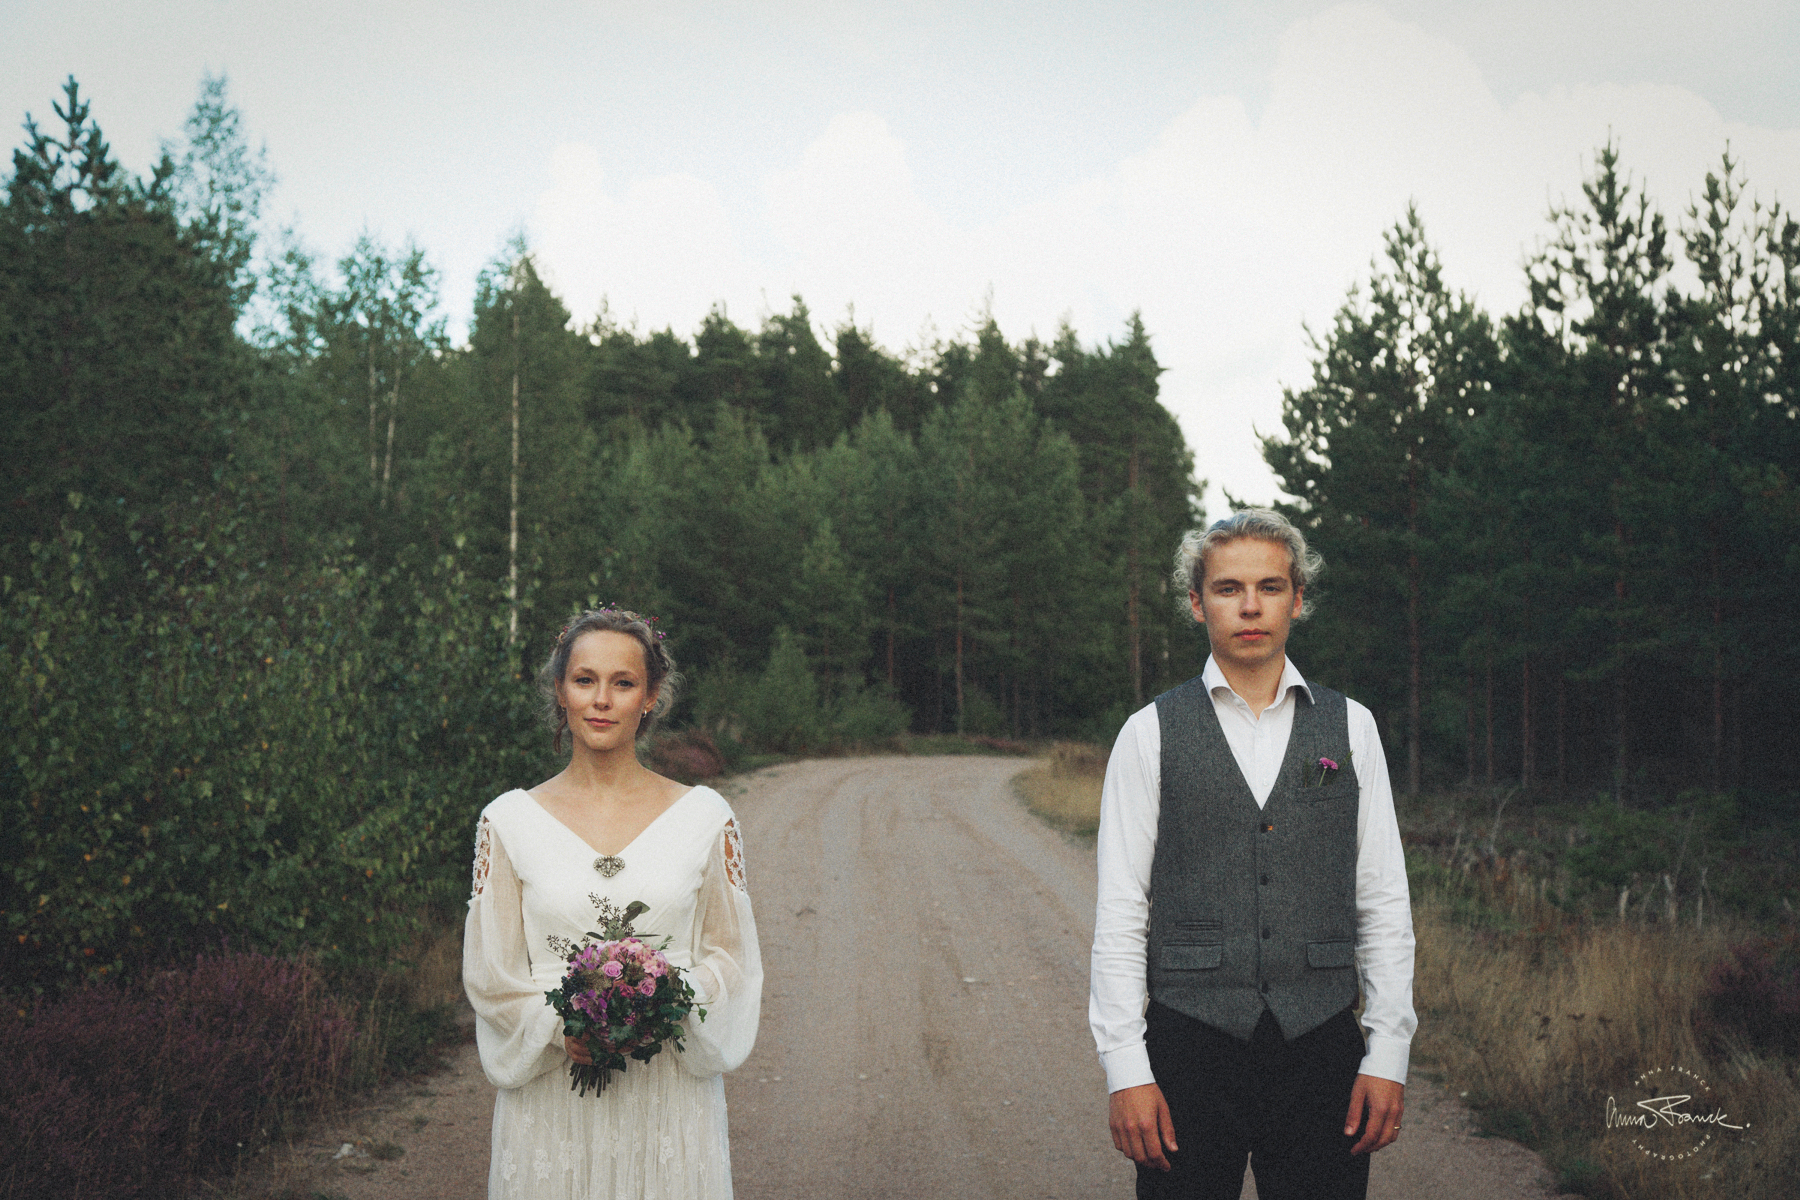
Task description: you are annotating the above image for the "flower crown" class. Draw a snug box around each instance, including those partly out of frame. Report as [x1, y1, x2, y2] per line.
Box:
[557, 605, 668, 645]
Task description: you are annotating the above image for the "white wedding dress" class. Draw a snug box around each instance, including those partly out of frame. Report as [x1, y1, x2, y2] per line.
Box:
[463, 786, 762, 1199]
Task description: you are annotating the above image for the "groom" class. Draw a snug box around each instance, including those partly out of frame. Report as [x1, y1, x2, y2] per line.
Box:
[1089, 510, 1415, 1200]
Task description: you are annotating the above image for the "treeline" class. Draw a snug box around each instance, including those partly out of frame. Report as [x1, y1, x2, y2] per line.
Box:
[1, 79, 1199, 986]
[1273, 145, 1800, 804]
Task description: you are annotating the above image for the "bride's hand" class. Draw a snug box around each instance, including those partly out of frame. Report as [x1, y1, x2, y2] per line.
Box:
[566, 1033, 648, 1063]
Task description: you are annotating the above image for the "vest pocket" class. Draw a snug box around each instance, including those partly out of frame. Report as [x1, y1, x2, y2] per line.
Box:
[1159, 943, 1223, 970]
[1294, 778, 1358, 804]
[1304, 940, 1357, 969]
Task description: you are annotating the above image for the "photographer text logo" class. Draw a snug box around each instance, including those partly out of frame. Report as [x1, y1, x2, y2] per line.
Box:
[1604, 1065, 1746, 1162]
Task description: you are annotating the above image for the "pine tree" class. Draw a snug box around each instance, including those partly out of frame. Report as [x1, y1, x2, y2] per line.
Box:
[1516, 141, 1673, 804]
[1267, 208, 1496, 795]
[0, 78, 242, 558]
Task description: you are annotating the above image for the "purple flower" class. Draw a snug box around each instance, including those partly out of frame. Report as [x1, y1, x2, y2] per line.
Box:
[1319, 757, 1338, 771]
[601, 961, 624, 979]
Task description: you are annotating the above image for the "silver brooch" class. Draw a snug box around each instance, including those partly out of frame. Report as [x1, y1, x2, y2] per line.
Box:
[593, 855, 625, 878]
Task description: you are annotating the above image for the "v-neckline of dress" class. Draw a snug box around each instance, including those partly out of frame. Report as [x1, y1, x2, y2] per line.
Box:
[517, 784, 701, 861]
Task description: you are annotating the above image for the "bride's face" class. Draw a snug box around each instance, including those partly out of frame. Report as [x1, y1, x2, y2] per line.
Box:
[559, 630, 657, 753]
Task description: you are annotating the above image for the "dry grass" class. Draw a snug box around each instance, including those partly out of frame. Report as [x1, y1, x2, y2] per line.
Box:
[404, 921, 468, 1010]
[1412, 866, 1799, 1197]
[1014, 742, 1107, 837]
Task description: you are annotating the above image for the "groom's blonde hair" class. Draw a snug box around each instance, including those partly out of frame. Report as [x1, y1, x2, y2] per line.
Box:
[1172, 509, 1322, 621]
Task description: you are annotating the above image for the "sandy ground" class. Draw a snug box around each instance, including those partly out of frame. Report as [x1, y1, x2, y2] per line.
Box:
[277, 755, 1574, 1200]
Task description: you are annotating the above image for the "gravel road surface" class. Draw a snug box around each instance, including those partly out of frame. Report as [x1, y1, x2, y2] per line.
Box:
[286, 755, 1570, 1200]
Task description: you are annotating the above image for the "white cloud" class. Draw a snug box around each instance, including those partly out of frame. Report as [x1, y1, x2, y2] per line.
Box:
[532, 144, 757, 332]
[756, 112, 975, 340]
[531, 3, 1800, 508]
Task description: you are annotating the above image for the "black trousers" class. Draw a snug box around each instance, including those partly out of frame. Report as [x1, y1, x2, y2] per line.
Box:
[1136, 1002, 1371, 1200]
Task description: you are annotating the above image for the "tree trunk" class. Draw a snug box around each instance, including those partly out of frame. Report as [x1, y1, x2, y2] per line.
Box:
[1519, 545, 1533, 790]
[1465, 667, 1476, 788]
[1556, 674, 1568, 798]
[1711, 546, 1723, 791]
[885, 586, 896, 688]
[380, 357, 399, 508]
[367, 339, 379, 488]
[1405, 455, 1422, 797]
[1127, 442, 1142, 707]
[1406, 550, 1422, 797]
[1614, 525, 1629, 807]
[1521, 650, 1534, 790]
[276, 408, 292, 570]
[954, 573, 965, 735]
[1484, 653, 1495, 786]
[508, 307, 521, 646]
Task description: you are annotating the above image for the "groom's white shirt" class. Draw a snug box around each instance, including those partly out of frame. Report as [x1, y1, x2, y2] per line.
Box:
[1088, 655, 1416, 1093]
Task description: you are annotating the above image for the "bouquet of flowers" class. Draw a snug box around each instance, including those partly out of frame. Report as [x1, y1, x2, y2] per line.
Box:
[544, 899, 704, 1096]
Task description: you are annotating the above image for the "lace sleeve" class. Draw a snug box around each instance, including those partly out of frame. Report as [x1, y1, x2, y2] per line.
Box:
[722, 816, 747, 892]
[676, 816, 762, 1077]
[463, 814, 566, 1088]
[471, 815, 493, 897]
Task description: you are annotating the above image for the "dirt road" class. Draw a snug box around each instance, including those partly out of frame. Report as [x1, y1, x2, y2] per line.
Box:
[289, 755, 1569, 1200]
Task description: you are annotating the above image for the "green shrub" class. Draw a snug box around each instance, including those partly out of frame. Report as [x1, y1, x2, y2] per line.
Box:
[738, 629, 825, 752]
[828, 677, 910, 744]
[1, 501, 547, 989]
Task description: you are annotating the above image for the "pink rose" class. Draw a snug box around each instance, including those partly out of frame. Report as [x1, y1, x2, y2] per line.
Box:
[601, 960, 624, 979]
[638, 977, 657, 997]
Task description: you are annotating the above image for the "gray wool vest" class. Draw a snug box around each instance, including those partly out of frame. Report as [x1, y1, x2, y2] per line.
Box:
[1147, 674, 1360, 1043]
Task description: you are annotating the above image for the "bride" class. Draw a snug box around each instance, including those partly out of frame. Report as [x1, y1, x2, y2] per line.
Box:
[464, 608, 762, 1199]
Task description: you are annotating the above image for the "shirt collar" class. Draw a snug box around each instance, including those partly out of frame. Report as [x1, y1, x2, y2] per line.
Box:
[1201, 654, 1315, 709]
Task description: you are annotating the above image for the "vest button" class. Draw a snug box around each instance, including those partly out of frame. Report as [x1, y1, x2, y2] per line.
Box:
[1261, 981, 1270, 992]
[1261, 822, 1273, 832]
[1262, 928, 1271, 939]
[1260, 874, 1270, 886]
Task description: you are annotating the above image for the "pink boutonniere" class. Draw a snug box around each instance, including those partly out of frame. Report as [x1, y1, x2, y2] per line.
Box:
[1309, 751, 1353, 786]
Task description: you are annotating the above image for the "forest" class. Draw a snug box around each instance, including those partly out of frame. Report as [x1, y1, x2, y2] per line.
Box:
[4, 76, 1800, 989]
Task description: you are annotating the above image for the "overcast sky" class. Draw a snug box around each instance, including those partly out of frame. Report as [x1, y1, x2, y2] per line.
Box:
[6, 1, 1798, 509]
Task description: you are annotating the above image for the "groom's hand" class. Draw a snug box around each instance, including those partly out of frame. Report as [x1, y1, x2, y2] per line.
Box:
[1109, 1083, 1177, 1171]
[1344, 1073, 1405, 1155]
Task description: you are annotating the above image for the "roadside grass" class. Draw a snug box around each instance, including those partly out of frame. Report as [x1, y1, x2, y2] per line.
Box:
[0, 921, 474, 1200]
[1410, 857, 1798, 1199]
[1013, 741, 1107, 837]
[217, 920, 471, 1200]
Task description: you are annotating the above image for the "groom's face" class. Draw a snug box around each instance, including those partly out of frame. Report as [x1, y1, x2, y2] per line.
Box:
[1188, 537, 1303, 673]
